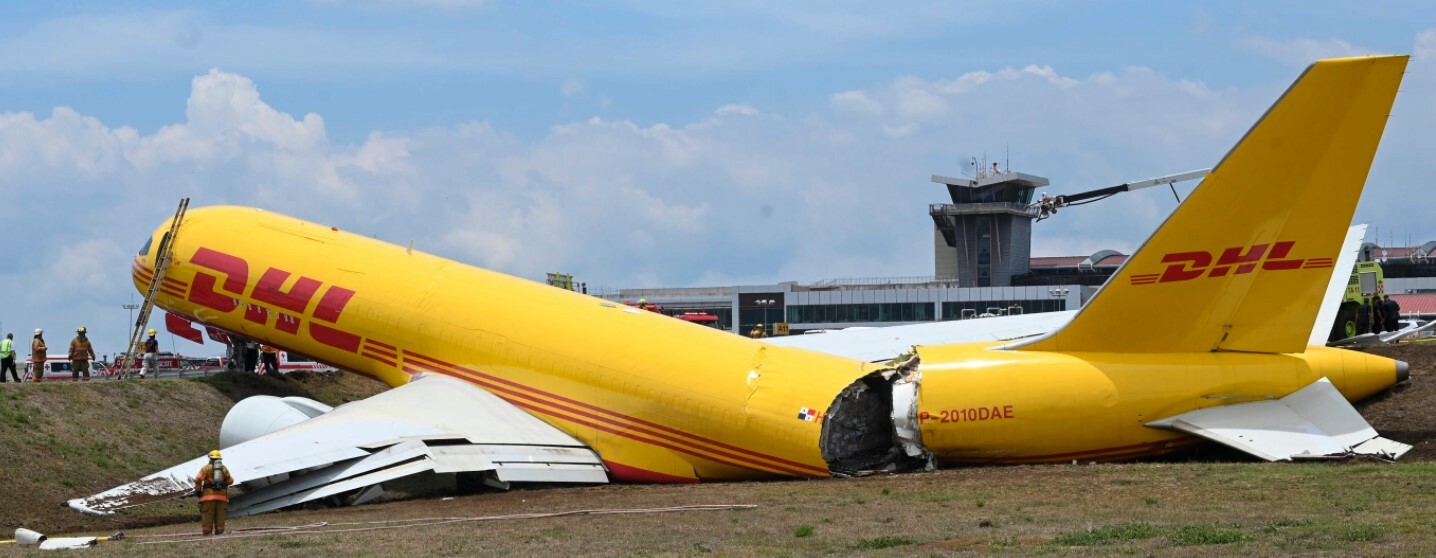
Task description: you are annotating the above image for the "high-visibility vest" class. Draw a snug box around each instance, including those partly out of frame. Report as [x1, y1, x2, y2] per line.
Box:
[0, 339, 12, 359]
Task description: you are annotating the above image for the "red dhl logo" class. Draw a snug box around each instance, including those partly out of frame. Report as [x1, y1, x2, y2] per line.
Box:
[184, 247, 363, 354]
[1130, 241, 1334, 285]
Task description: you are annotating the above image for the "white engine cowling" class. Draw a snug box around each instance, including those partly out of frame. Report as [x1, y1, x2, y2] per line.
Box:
[220, 396, 334, 487]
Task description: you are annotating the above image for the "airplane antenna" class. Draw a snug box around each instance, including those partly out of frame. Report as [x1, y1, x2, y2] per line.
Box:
[407, 240, 414, 255]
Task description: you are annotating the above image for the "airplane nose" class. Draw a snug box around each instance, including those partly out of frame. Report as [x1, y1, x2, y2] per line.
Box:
[131, 256, 151, 287]
[1396, 360, 1410, 383]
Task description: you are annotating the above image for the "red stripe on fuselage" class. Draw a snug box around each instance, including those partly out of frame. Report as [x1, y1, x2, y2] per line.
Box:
[361, 352, 397, 368]
[603, 460, 698, 483]
[403, 362, 820, 478]
[362, 344, 397, 360]
[403, 350, 829, 476]
[365, 339, 397, 351]
[943, 438, 1201, 464]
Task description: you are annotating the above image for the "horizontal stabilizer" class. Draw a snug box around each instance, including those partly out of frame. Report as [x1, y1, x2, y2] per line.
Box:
[1147, 378, 1411, 461]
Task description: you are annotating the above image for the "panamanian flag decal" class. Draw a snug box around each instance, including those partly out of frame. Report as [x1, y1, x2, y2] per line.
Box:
[797, 407, 817, 422]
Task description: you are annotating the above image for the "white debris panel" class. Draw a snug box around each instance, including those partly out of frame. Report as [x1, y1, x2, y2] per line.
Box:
[1147, 377, 1412, 461]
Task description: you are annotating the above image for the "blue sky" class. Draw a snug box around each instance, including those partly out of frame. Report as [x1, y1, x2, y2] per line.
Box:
[1, 1, 1433, 356]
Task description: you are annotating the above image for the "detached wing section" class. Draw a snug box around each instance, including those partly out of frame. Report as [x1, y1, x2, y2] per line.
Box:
[68, 375, 606, 517]
[1147, 378, 1411, 461]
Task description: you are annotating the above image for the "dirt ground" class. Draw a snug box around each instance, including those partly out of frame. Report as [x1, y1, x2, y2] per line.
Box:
[4, 344, 1435, 556]
[1351, 342, 1436, 459]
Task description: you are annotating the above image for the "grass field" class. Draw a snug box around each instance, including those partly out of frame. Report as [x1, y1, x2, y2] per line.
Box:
[2, 344, 1433, 556]
[40, 460, 1436, 557]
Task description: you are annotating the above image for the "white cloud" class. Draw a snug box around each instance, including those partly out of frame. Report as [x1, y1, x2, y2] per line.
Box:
[49, 239, 128, 292]
[1416, 29, 1436, 63]
[0, 11, 440, 77]
[714, 104, 760, 117]
[3, 39, 1435, 355]
[830, 91, 883, 117]
[561, 78, 587, 97]
[1240, 36, 1376, 67]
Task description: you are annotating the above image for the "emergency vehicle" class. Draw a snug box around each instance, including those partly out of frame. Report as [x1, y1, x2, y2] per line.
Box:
[25, 356, 114, 381]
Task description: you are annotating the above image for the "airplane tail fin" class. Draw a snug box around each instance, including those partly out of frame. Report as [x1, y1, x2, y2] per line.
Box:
[1018, 56, 1407, 354]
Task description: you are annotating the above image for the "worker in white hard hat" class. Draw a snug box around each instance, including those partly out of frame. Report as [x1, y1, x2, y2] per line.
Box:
[141, 328, 160, 379]
[29, 329, 46, 382]
[194, 449, 234, 535]
[69, 327, 96, 381]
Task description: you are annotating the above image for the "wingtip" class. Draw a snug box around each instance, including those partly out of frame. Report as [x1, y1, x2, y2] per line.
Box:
[1396, 360, 1410, 383]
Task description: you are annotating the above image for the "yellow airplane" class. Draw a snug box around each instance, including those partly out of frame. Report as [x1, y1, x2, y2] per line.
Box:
[71, 55, 1410, 516]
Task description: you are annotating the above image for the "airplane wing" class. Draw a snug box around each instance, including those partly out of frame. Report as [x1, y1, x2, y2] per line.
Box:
[1380, 319, 1436, 344]
[765, 310, 1076, 362]
[1328, 332, 1383, 347]
[67, 374, 607, 517]
[1146, 377, 1412, 461]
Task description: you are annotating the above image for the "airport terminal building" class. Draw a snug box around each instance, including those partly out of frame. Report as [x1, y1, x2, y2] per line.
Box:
[595, 167, 1436, 336]
[598, 168, 1106, 335]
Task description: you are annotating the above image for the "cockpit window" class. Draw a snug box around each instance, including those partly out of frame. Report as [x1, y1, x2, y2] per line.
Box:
[137, 236, 153, 256]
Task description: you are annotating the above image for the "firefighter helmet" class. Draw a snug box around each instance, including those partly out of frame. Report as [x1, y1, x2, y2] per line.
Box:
[147, 329, 157, 336]
[209, 450, 222, 460]
[77, 326, 86, 334]
[34, 328, 42, 335]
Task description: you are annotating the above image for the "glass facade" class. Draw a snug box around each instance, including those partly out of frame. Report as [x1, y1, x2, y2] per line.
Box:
[739, 292, 785, 336]
[942, 299, 1066, 320]
[947, 183, 1035, 205]
[788, 302, 935, 324]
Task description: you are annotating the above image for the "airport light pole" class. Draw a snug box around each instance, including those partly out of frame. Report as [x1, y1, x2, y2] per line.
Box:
[123, 301, 140, 364]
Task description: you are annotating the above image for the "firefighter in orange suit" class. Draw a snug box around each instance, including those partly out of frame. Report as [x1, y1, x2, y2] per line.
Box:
[69, 327, 96, 381]
[30, 329, 46, 382]
[259, 344, 280, 374]
[195, 450, 234, 535]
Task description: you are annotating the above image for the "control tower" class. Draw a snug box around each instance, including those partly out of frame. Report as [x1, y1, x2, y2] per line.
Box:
[930, 166, 1049, 287]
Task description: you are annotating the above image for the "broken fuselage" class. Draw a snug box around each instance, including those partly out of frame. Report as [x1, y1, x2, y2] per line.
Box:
[134, 207, 1403, 480]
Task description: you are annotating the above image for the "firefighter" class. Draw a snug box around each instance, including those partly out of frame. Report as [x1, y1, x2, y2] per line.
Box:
[195, 450, 234, 535]
[141, 329, 160, 379]
[30, 329, 46, 382]
[1382, 295, 1402, 332]
[750, 324, 767, 339]
[259, 344, 280, 375]
[0, 333, 18, 382]
[69, 327, 96, 381]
